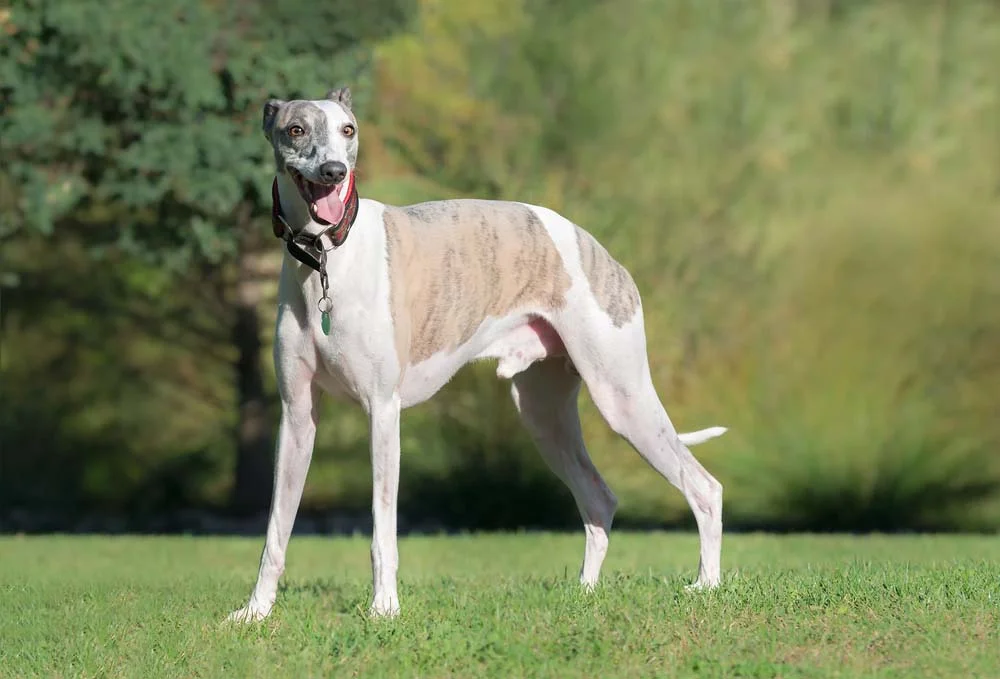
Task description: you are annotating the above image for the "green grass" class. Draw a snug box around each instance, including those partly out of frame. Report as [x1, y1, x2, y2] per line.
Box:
[1, 534, 998, 678]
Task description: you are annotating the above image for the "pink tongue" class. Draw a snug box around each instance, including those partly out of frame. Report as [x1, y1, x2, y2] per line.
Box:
[311, 193, 345, 225]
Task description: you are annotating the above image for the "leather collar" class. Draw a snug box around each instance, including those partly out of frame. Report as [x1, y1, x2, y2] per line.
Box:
[270, 173, 360, 273]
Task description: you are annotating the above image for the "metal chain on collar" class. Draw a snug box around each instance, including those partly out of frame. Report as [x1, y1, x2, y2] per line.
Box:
[317, 247, 333, 336]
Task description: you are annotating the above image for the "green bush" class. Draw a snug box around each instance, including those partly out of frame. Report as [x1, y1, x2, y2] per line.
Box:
[3, 0, 998, 531]
[375, 0, 1000, 530]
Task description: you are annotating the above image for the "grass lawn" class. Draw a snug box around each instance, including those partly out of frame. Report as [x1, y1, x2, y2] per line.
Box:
[1, 532, 998, 678]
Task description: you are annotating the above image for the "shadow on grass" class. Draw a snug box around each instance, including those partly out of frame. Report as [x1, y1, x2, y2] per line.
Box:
[278, 580, 370, 614]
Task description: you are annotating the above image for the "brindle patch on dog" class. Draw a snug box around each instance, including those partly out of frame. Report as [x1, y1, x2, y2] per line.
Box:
[384, 200, 572, 365]
[575, 228, 640, 327]
[265, 101, 331, 171]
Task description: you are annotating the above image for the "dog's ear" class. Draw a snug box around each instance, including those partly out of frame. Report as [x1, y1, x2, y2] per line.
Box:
[326, 86, 352, 112]
[262, 99, 285, 138]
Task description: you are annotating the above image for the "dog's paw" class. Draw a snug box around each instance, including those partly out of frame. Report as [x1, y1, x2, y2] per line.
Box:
[684, 578, 720, 593]
[368, 593, 400, 619]
[225, 602, 272, 624]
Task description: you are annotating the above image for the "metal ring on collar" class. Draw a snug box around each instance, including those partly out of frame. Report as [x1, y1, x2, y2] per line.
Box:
[317, 296, 334, 314]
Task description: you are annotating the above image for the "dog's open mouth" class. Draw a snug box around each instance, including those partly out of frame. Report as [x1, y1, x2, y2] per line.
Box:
[288, 169, 348, 226]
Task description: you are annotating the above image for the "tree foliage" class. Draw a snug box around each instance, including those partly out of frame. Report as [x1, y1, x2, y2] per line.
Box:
[0, 0, 410, 513]
[2, 0, 999, 530]
[1, 0, 366, 266]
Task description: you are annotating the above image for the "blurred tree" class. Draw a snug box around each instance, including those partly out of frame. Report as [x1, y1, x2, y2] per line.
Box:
[3, 0, 997, 532]
[0, 0, 411, 514]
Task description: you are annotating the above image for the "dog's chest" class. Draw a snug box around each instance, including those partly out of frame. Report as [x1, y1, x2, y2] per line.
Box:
[311, 296, 395, 400]
[308, 254, 398, 402]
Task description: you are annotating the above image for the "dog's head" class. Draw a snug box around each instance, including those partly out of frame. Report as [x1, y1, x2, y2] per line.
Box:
[262, 87, 358, 226]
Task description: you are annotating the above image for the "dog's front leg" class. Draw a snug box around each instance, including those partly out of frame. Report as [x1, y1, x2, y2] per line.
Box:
[227, 378, 318, 623]
[368, 393, 402, 617]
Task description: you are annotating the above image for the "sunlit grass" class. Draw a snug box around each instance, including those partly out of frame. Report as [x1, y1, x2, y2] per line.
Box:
[2, 534, 998, 678]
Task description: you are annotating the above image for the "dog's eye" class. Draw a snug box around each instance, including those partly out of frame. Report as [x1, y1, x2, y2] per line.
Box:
[288, 125, 305, 137]
[342, 124, 356, 138]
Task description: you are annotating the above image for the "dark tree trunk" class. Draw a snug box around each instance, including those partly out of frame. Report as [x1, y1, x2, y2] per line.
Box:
[230, 211, 275, 515]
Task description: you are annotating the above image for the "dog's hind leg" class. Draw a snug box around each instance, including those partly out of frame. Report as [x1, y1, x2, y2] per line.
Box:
[558, 307, 724, 589]
[585, 364, 723, 589]
[511, 358, 618, 588]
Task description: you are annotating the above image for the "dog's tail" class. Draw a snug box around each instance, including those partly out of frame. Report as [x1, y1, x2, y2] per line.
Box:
[677, 426, 728, 446]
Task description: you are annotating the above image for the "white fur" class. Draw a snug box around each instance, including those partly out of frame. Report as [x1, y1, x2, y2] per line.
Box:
[227, 99, 727, 623]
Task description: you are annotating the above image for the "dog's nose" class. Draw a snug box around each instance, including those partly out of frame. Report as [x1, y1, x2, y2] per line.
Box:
[318, 161, 347, 185]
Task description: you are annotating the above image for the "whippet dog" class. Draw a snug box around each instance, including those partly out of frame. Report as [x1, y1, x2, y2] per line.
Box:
[228, 87, 727, 622]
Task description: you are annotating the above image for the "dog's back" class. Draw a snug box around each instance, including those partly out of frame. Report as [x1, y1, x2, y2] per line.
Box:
[383, 199, 571, 365]
[383, 199, 643, 364]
